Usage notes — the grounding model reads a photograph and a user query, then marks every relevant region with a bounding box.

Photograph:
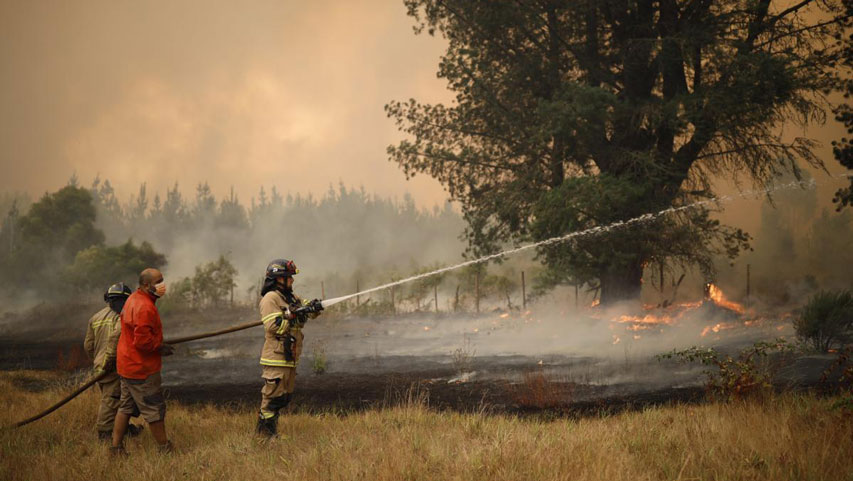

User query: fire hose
[7,301,332,429]
[7,177,843,430]
[8,319,264,429]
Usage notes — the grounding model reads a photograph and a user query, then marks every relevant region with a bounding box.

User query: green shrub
[658,339,792,401]
[64,239,166,291]
[794,289,853,352]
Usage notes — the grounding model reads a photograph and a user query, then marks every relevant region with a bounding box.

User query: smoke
[0,0,452,207]
[711,171,853,309]
[323,175,853,310]
[84,180,468,302]
[2,0,851,309]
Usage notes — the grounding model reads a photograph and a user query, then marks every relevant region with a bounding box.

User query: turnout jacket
[117,289,164,379]
[259,290,316,372]
[83,306,121,379]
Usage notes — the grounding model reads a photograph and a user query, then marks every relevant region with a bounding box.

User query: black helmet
[265,259,299,278]
[104,282,132,303]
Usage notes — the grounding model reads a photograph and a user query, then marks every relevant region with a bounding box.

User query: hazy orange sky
[0,0,848,212]
[0,0,454,206]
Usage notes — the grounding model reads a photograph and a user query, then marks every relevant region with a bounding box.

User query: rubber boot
[256,414,278,437]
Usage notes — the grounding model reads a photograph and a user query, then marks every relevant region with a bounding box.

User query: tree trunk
[598,261,644,305]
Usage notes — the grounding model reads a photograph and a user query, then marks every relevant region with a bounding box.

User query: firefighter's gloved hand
[160,343,175,356]
[309,299,324,312]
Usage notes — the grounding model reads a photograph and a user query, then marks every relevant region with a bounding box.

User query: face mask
[152,281,167,298]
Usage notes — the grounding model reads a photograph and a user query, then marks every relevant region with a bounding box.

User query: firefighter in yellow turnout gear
[83,283,142,440]
[256,259,323,436]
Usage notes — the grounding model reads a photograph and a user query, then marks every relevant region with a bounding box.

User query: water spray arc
[320,178,826,308]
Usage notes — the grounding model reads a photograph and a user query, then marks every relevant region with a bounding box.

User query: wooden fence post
[746,264,751,309]
[575,284,579,310]
[475,271,480,314]
[434,284,439,313]
[454,285,460,312]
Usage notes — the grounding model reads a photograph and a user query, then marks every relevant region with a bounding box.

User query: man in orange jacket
[110,268,174,455]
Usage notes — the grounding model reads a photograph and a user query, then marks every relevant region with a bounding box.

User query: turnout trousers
[96,374,121,433]
[259,366,296,419]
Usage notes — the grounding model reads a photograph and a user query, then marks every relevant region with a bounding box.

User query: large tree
[387,0,849,304]
[832,0,853,210]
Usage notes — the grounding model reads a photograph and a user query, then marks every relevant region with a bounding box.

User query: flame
[499,313,510,319]
[423,326,430,331]
[590,299,600,307]
[707,284,746,314]
[616,313,677,333]
[700,322,738,337]
[617,314,676,326]
[600,282,788,342]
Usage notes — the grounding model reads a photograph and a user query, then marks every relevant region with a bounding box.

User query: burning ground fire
[607,284,784,344]
[705,283,746,314]
[405,284,789,352]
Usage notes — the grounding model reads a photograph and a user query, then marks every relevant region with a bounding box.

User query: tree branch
[410,150,518,172]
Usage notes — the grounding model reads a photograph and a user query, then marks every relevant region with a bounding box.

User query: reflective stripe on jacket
[259,290,304,369]
[83,306,121,376]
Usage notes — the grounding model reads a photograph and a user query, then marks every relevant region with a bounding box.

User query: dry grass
[1,370,852,481]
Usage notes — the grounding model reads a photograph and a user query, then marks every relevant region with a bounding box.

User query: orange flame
[617,314,677,326]
[700,322,738,337]
[707,284,746,314]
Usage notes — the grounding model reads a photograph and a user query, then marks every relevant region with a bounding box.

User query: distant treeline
[0,176,468,306]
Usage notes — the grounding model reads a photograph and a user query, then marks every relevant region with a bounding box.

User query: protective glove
[309,299,324,312]
[102,357,116,373]
[160,343,175,356]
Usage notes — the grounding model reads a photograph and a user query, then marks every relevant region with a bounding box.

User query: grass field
[1,370,851,481]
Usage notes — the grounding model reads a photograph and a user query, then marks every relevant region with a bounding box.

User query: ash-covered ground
[0,299,835,415]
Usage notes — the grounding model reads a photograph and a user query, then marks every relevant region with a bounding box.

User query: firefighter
[256,259,323,436]
[83,283,142,440]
